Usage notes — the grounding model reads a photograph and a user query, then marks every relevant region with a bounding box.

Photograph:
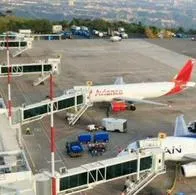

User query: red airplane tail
[166,59,195,96]
[173,59,194,83]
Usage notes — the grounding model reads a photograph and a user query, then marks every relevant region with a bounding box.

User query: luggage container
[78,133,92,143]
[94,131,109,143]
[66,141,84,157]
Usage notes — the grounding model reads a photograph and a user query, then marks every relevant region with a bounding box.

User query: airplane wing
[174,115,189,137]
[114,77,125,85]
[183,154,196,160]
[113,97,168,106]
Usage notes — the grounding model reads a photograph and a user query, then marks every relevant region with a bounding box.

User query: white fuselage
[119,136,196,162]
[160,137,196,161]
[74,82,175,103]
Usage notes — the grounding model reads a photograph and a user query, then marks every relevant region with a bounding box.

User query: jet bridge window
[6,42,18,47]
[106,159,137,180]
[1,67,9,74]
[60,172,87,191]
[20,41,27,47]
[23,104,48,119]
[1,66,22,73]
[57,95,83,111]
[3,41,27,47]
[140,156,152,170]
[58,97,75,110]
[89,168,105,183]
[77,95,83,104]
[23,65,42,72]
[43,64,52,71]
[1,64,52,74]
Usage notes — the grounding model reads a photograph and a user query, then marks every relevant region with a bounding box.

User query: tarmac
[0,38,196,194]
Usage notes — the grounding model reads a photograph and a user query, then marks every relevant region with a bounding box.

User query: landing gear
[106,106,111,117]
[128,104,136,111]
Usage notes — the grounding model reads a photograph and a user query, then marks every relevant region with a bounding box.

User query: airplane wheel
[129,105,136,111]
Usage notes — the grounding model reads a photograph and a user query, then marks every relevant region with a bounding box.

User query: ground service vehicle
[86,124,104,131]
[66,141,84,157]
[86,124,98,131]
[101,118,127,132]
[187,121,196,133]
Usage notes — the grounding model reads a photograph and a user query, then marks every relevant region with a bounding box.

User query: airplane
[118,115,196,178]
[74,59,195,112]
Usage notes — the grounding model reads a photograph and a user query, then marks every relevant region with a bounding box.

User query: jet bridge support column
[74,94,78,112]
[50,74,56,195]
[137,150,141,181]
[6,34,12,125]
[41,60,44,76]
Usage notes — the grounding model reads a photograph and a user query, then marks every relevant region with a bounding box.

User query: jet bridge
[0,58,59,76]
[12,89,90,125]
[0,39,32,49]
[0,58,60,86]
[56,147,165,195]
[0,38,32,57]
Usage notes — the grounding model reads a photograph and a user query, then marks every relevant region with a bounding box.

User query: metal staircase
[33,73,50,86]
[12,47,29,57]
[126,168,166,195]
[68,102,92,125]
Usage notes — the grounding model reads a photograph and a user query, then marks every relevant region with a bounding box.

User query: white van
[101,118,127,133]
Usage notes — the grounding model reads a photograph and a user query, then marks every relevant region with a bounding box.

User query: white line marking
[37,144,41,149]
[22,137,36,171]
[47,160,63,164]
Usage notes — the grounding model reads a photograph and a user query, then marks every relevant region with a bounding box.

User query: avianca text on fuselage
[95,89,123,96]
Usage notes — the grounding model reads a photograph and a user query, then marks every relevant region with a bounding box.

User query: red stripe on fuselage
[165,81,187,96]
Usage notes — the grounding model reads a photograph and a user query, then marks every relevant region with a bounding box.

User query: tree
[0,17,9,33]
[176,27,185,34]
[188,29,196,35]
[58,20,69,29]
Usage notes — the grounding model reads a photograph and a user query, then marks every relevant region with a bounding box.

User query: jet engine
[181,162,196,177]
[111,101,127,112]
[111,102,137,112]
